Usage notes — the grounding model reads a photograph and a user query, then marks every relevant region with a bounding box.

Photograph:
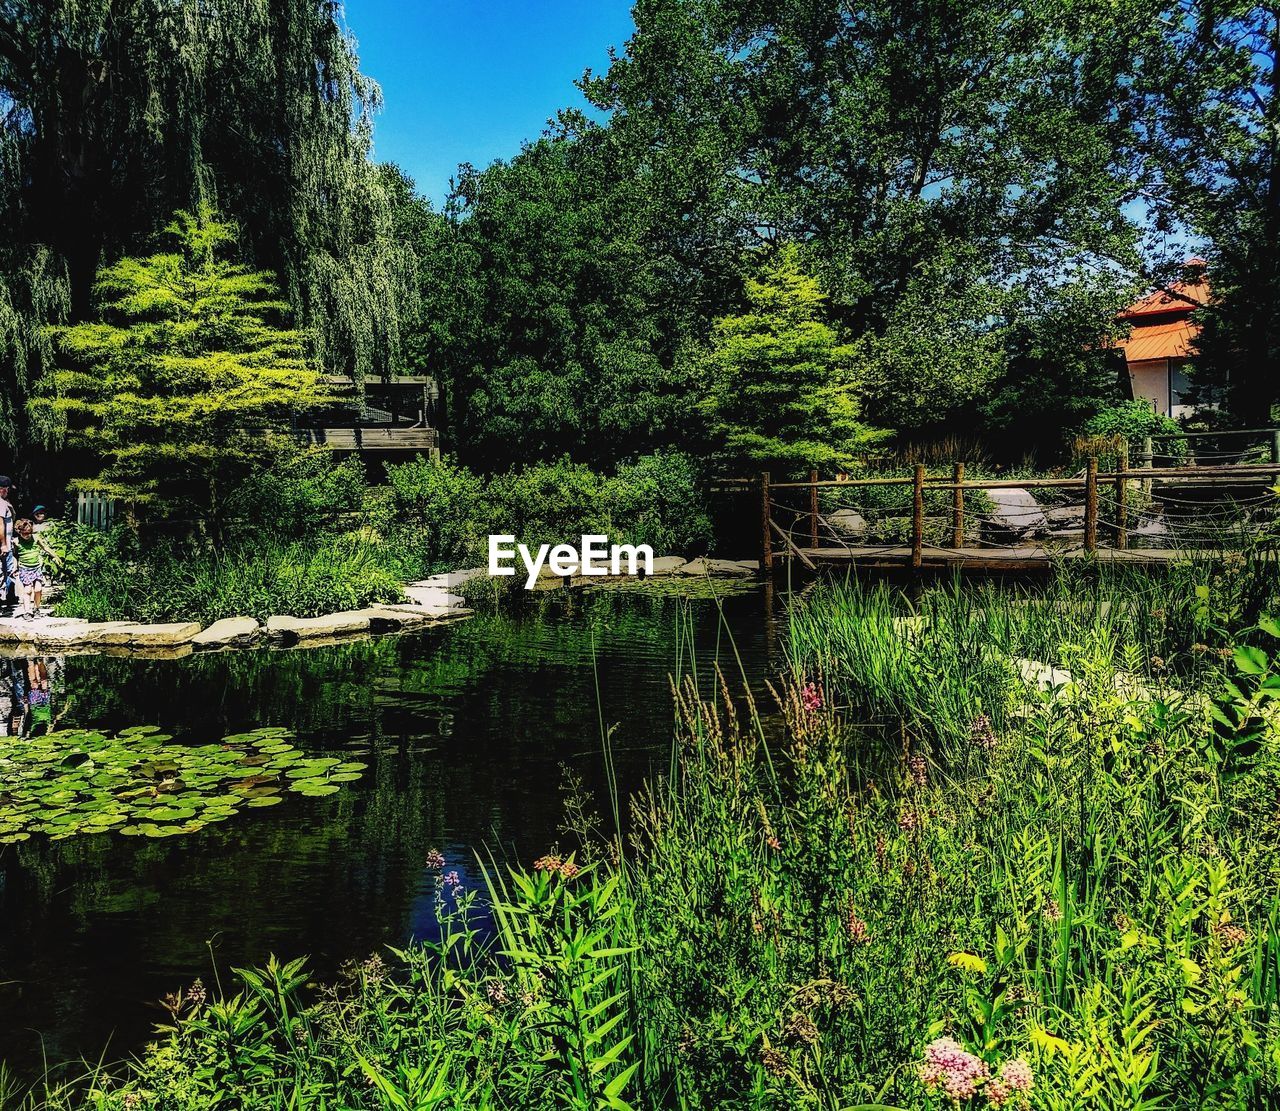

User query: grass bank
[11,563,1280,1109]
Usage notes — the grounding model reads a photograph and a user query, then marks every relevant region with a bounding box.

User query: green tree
[1132,2,1280,422]
[414,128,711,470]
[36,209,330,520]
[697,246,881,473]
[0,0,413,451]
[583,0,1151,432]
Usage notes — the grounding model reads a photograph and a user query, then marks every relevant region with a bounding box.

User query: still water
[0,586,779,1071]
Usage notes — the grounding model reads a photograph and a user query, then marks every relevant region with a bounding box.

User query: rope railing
[751,458,1280,572]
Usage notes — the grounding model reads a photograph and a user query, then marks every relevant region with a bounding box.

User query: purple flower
[801,681,823,713]
[444,870,461,889]
[425,849,445,870]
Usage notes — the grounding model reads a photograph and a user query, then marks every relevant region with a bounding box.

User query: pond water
[0,585,780,1073]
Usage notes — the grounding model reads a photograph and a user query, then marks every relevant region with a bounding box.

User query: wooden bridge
[743,455,1280,575]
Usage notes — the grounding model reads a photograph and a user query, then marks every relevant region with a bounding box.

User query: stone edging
[0,555,760,659]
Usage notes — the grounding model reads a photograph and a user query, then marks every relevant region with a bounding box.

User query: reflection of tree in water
[0,655,66,737]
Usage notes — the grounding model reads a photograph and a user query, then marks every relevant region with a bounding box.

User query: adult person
[0,476,14,607]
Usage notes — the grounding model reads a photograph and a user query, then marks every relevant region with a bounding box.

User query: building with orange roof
[1118,263,1209,418]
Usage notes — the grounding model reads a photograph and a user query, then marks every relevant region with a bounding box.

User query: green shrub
[55,532,403,623]
[225,452,367,537]
[1081,400,1186,462]
[485,457,610,550]
[382,454,490,575]
[606,451,713,553]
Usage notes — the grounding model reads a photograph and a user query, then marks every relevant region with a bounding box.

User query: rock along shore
[0,555,759,658]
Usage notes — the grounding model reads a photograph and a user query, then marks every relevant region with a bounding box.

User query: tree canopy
[0,0,413,450]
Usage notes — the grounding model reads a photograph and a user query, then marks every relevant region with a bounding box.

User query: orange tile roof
[1119,317,1200,361]
[1117,276,1209,320]
[1116,270,1208,362]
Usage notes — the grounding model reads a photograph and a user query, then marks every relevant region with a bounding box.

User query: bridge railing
[751,458,1280,572]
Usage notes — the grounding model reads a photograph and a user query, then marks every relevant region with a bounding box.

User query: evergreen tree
[35,209,330,520]
[0,0,412,450]
[698,246,882,473]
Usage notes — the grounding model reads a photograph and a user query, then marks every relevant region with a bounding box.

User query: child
[31,505,49,534]
[12,517,57,620]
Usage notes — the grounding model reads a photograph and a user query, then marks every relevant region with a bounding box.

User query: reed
[11,563,1280,1109]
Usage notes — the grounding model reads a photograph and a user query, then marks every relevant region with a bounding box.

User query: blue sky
[343,0,636,207]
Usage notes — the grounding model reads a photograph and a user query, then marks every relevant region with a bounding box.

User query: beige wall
[1128,360,1169,416]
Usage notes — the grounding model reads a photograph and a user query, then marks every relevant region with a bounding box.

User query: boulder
[1014,656,1072,691]
[0,617,131,646]
[826,508,868,539]
[983,488,1049,537]
[1043,504,1085,529]
[266,612,371,642]
[192,616,261,649]
[95,621,202,648]
[408,567,487,591]
[361,604,471,627]
[403,585,467,610]
[646,556,688,576]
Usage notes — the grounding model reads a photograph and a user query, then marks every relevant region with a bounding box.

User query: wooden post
[759,471,773,574]
[1084,456,1098,553]
[1113,441,1128,550]
[1141,434,1153,493]
[808,467,819,549]
[951,461,965,549]
[1271,429,1280,465]
[911,464,925,569]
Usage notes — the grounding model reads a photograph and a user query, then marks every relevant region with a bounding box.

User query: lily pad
[0,725,366,842]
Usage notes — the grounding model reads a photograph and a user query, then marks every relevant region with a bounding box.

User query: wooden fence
[749,457,1280,573]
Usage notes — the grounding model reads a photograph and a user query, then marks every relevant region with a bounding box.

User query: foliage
[1082,401,1185,459]
[54,529,404,625]
[697,247,883,474]
[225,453,368,539]
[378,452,716,578]
[1133,4,1280,422]
[37,210,330,519]
[581,0,1147,437]
[380,454,491,574]
[415,132,707,469]
[607,452,714,554]
[0,0,414,413]
[23,565,1279,1109]
[0,726,366,843]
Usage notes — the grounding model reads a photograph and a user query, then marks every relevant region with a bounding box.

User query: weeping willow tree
[0,0,414,451]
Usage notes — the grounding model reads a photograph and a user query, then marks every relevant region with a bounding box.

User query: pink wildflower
[999,1058,1033,1094]
[424,849,445,870]
[985,1077,1012,1106]
[919,1037,989,1101]
[801,681,823,713]
[847,911,870,944]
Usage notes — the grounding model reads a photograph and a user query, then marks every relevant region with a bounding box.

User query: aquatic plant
[0,726,366,842]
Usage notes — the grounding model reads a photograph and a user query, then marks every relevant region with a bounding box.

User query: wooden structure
[300,375,441,457]
[76,490,116,529]
[750,459,1280,575]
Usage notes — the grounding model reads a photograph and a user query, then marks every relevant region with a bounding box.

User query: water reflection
[0,587,776,1073]
[0,655,64,737]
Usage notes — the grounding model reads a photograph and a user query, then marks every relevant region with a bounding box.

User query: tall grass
[12,565,1280,1109]
[55,533,406,623]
